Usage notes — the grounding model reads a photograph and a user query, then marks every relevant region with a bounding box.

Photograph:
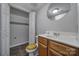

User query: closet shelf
[10,22,29,25]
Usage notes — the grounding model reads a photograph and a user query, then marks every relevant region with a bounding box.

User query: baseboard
[10,41,29,48]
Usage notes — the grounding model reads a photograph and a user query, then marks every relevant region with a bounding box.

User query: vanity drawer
[38,36,47,46]
[48,40,76,55]
[48,48,62,56]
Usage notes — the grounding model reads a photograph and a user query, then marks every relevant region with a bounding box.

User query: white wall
[10,7,29,47]
[77,4,79,40]
[36,3,78,35]
[0,4,10,56]
[0,4,1,55]
[29,12,36,43]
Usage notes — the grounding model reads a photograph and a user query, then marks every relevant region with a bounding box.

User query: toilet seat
[25,43,38,53]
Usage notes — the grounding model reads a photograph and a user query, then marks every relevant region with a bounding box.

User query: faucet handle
[53,32,60,36]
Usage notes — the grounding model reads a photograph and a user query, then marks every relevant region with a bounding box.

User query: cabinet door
[38,36,47,46]
[48,48,62,56]
[38,42,47,56]
[48,40,77,56]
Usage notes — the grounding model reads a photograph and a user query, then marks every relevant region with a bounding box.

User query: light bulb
[52,9,59,14]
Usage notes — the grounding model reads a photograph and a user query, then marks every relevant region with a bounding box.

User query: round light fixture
[47,3,71,20]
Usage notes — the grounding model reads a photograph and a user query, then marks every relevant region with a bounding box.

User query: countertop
[38,34,79,48]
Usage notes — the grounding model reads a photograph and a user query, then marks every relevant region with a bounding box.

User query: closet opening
[10,7,29,56]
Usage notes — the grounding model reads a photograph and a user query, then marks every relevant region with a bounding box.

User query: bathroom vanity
[38,34,79,56]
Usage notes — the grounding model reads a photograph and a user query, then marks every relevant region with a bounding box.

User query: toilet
[25,36,38,56]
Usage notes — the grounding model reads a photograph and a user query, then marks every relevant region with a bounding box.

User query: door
[38,42,47,56]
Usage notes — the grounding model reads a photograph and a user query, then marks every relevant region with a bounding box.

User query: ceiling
[10,3,47,12]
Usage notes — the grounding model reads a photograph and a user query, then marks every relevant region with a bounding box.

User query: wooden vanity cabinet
[38,36,48,56]
[38,36,79,56]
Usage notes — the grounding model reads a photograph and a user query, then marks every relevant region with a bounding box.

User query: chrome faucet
[53,32,60,38]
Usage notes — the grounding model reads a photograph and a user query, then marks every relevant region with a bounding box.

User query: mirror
[47,3,71,20]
